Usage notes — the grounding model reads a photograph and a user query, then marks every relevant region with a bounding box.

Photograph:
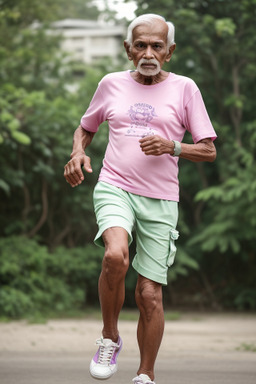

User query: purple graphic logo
[126,103,158,137]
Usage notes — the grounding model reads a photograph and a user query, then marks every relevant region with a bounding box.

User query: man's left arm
[139,136,216,162]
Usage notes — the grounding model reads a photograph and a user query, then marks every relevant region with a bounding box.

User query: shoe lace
[96,338,118,366]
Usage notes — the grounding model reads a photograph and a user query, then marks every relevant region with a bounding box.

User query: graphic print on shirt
[126,103,158,137]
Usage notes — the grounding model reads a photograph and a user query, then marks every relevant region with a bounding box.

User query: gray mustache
[139,59,159,65]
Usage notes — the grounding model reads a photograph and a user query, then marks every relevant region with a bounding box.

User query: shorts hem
[132,260,167,286]
[94,222,133,248]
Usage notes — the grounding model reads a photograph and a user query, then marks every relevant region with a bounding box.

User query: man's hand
[139,135,173,156]
[64,153,92,187]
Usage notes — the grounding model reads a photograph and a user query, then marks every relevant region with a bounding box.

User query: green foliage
[236,343,256,352]
[0,0,111,246]
[0,0,256,313]
[0,287,33,318]
[0,0,99,25]
[168,246,199,282]
[234,290,256,311]
[215,18,236,37]
[0,236,103,318]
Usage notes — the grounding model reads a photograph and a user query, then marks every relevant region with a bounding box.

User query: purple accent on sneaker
[93,349,99,363]
[92,336,122,365]
[110,336,122,364]
[90,336,123,380]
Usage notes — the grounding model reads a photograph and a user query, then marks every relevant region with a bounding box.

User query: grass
[0,308,183,324]
[164,311,182,321]
[0,316,10,323]
[236,343,256,352]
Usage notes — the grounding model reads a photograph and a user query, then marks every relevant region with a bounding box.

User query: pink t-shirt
[81,70,217,201]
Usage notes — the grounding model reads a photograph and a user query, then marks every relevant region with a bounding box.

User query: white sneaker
[89,336,122,379]
[132,374,156,384]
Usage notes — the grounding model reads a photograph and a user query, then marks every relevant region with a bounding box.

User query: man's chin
[137,68,161,77]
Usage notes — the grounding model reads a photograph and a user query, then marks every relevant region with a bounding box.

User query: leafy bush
[0,236,103,318]
[233,289,256,311]
[0,287,33,318]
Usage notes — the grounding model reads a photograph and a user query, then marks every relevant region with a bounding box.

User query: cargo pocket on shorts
[167,229,179,267]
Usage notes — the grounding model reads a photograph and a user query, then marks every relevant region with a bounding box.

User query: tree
[0,0,107,245]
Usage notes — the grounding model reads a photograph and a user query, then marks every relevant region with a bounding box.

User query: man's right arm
[64,125,95,187]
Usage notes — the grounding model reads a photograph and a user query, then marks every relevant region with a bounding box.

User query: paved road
[0,352,256,384]
[1,314,256,384]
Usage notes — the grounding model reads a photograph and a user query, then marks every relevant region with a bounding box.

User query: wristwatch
[172,140,182,156]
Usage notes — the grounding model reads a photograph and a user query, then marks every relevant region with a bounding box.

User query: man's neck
[130,70,169,85]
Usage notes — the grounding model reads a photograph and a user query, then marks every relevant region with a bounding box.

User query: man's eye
[136,43,145,48]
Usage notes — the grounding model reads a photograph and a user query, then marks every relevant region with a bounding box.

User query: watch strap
[172,140,182,156]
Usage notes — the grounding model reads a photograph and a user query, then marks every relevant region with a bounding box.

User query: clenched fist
[64,153,92,187]
[139,135,174,156]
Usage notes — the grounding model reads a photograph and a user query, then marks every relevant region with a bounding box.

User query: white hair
[125,14,175,49]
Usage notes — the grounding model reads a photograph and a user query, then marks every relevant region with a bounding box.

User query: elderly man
[64,13,217,384]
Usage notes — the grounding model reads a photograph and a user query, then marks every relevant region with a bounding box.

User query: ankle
[102,331,119,343]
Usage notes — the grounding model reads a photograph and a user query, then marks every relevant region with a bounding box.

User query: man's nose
[144,46,154,59]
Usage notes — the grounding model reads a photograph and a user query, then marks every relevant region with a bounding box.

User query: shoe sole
[89,364,118,380]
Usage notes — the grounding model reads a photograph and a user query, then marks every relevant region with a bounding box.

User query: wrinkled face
[125,19,175,77]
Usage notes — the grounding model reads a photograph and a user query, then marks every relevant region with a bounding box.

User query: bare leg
[99,227,129,342]
[135,275,164,381]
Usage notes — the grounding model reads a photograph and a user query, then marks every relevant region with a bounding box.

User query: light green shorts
[93,181,179,285]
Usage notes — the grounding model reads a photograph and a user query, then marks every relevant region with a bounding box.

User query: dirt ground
[1,313,256,384]
[0,312,256,358]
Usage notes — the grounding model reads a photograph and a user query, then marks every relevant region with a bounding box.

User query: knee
[103,245,129,277]
[135,279,162,321]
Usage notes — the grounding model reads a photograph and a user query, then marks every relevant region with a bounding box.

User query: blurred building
[50,19,125,64]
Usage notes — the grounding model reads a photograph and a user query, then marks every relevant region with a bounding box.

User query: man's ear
[124,41,133,61]
[165,43,176,62]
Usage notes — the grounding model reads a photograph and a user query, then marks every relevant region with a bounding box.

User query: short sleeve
[80,83,107,132]
[184,90,217,143]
